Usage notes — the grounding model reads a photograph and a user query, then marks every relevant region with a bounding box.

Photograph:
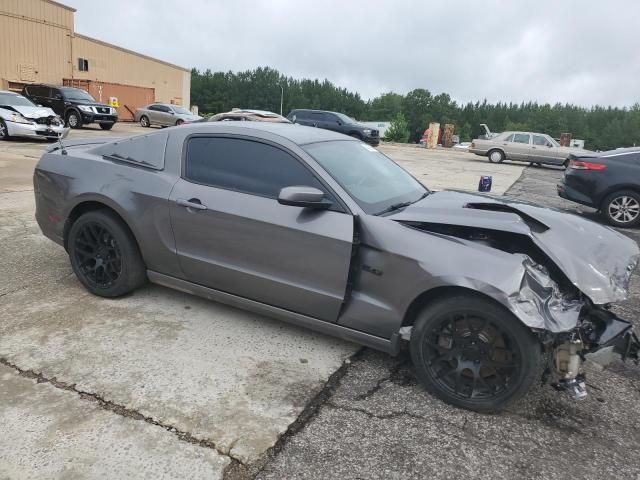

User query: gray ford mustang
[34,122,640,412]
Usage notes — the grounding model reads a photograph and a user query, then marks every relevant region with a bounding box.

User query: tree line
[191,67,640,151]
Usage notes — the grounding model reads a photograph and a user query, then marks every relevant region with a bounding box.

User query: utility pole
[279,85,284,116]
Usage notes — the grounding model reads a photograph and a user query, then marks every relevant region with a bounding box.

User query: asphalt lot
[1,124,639,479]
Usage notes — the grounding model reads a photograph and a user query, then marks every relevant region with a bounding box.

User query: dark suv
[287,109,379,146]
[22,84,118,130]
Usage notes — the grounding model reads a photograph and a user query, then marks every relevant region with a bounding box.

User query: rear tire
[602,190,640,228]
[68,210,147,297]
[175,119,184,126]
[410,294,543,412]
[140,115,150,127]
[488,149,504,163]
[99,123,114,130]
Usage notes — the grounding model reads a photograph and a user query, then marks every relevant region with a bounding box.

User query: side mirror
[168,111,175,115]
[278,186,332,209]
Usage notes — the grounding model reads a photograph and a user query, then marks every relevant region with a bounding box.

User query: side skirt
[147,270,398,355]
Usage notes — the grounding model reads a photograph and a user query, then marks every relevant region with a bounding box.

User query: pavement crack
[0,357,246,469]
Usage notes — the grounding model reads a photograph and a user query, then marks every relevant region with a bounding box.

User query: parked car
[0,90,66,141]
[208,109,290,123]
[22,84,117,130]
[287,109,379,146]
[558,147,640,227]
[469,131,591,167]
[34,123,639,412]
[134,103,202,127]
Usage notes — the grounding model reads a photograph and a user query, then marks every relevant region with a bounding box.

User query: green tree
[385,113,410,142]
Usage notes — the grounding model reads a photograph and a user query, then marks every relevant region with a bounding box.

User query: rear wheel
[488,149,504,163]
[410,294,543,412]
[68,210,147,297]
[140,115,150,127]
[175,119,184,126]
[602,190,640,228]
[99,123,114,131]
[0,119,10,140]
[66,110,82,129]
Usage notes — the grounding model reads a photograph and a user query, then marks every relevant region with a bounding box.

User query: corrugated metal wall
[0,0,74,87]
[0,0,190,107]
[73,34,189,107]
[64,78,155,121]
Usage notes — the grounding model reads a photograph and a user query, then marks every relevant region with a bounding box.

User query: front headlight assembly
[9,114,34,125]
[77,105,93,113]
[363,129,372,135]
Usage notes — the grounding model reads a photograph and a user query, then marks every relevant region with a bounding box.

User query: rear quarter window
[93,131,168,170]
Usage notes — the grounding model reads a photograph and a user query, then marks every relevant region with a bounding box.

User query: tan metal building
[0,0,191,120]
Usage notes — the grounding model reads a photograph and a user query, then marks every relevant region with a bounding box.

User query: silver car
[0,90,65,140]
[470,131,591,167]
[134,103,202,127]
[34,123,640,412]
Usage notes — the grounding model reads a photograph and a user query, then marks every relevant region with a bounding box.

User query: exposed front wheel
[602,190,640,228]
[488,149,504,163]
[410,295,543,412]
[68,210,147,297]
[0,119,10,140]
[66,111,82,129]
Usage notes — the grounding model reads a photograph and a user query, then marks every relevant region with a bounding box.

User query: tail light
[569,159,607,171]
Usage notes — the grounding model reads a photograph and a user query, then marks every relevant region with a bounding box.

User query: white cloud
[62,0,640,107]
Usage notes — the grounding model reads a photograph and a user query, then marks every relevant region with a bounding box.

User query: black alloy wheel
[73,221,123,290]
[411,295,542,412]
[68,210,147,297]
[0,119,9,140]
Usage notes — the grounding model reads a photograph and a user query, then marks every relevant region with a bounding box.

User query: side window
[310,112,325,122]
[513,134,530,144]
[49,88,59,99]
[158,105,171,112]
[185,137,330,199]
[503,134,515,142]
[533,135,550,146]
[325,113,338,123]
[148,105,161,111]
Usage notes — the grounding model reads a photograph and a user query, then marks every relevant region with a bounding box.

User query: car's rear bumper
[6,121,65,139]
[557,180,597,208]
[468,148,487,156]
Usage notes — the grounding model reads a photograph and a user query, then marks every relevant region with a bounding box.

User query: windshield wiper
[374,191,430,216]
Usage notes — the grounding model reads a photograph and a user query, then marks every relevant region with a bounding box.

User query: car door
[323,113,343,133]
[159,105,176,125]
[169,135,354,322]
[147,105,163,125]
[531,134,556,164]
[505,133,532,161]
[49,87,65,115]
[309,112,328,128]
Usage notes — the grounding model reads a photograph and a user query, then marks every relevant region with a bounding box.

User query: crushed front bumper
[582,309,639,363]
[6,121,65,139]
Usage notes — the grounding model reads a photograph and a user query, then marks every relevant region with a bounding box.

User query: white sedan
[0,90,66,141]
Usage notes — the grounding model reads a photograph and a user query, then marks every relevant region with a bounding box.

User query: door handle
[176,198,207,211]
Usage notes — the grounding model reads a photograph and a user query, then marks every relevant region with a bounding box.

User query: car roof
[0,90,23,96]
[178,121,351,145]
[289,108,345,115]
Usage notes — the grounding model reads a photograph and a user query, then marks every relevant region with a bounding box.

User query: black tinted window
[27,85,50,97]
[185,137,327,198]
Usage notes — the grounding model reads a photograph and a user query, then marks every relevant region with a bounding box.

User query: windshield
[0,93,36,107]
[60,88,96,102]
[335,112,355,124]
[172,106,191,115]
[303,141,427,214]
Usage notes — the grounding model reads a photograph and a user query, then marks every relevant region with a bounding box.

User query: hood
[390,190,639,304]
[67,100,111,108]
[6,105,58,119]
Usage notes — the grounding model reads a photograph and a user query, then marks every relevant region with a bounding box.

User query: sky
[62,0,640,107]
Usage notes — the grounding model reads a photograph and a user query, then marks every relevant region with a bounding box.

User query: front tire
[410,294,543,412]
[0,119,10,140]
[602,190,640,228]
[99,123,114,130]
[68,210,147,297]
[487,149,504,163]
[140,115,150,127]
[66,110,82,129]
[175,119,184,126]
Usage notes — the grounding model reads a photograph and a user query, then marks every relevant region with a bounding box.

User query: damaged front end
[396,204,640,402]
